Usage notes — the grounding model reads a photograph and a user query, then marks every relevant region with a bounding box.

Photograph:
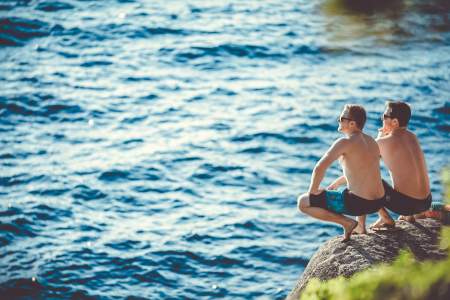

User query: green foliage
[301,169,450,300]
[302,251,450,300]
[442,168,450,250]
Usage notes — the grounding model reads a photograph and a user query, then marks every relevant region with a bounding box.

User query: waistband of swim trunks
[345,189,386,203]
[382,180,432,203]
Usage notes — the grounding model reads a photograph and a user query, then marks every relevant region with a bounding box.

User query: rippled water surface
[1,0,449,299]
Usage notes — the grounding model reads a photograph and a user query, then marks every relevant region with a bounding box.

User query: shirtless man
[371,101,432,229]
[298,104,386,241]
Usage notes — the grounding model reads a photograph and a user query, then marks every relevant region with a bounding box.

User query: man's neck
[346,129,362,137]
[391,127,407,135]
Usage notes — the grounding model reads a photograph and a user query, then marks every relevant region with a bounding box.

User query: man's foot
[342,219,358,242]
[370,218,395,231]
[398,215,415,223]
[352,223,367,235]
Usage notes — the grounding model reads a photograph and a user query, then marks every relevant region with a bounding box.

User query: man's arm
[327,175,347,190]
[376,136,390,159]
[308,138,348,194]
[376,127,389,141]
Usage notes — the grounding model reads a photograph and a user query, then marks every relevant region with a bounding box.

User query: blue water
[1,0,449,299]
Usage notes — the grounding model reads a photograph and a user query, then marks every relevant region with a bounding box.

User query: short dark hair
[345,104,366,130]
[385,101,411,127]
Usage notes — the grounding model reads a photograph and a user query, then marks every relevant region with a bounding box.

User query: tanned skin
[371,107,431,228]
[298,106,385,241]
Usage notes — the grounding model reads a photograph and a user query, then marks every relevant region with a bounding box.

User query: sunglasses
[382,113,394,120]
[337,116,353,123]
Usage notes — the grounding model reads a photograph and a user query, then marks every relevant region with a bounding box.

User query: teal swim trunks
[309,189,386,216]
[310,189,346,214]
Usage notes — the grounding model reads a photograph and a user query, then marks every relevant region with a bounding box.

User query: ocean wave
[231,132,320,145]
[22,204,73,225]
[292,44,321,55]
[0,153,15,159]
[122,138,144,145]
[231,246,308,267]
[199,163,244,173]
[184,233,224,243]
[210,122,231,130]
[437,124,450,132]
[434,102,450,115]
[171,156,202,163]
[238,146,267,154]
[211,87,238,96]
[0,17,50,47]
[0,174,47,187]
[138,93,159,101]
[232,220,266,232]
[154,250,245,269]
[36,1,75,12]
[98,167,163,182]
[190,172,215,180]
[133,270,176,287]
[72,184,107,201]
[169,44,286,62]
[123,76,156,82]
[80,60,113,68]
[0,217,37,246]
[98,169,131,182]
[282,167,311,174]
[105,239,150,251]
[0,149,46,160]
[0,206,22,217]
[127,26,188,38]
[51,26,106,44]
[29,188,68,197]
[0,95,84,121]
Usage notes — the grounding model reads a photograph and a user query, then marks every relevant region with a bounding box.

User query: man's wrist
[308,188,320,194]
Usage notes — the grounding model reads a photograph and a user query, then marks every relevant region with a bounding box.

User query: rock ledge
[286,219,447,300]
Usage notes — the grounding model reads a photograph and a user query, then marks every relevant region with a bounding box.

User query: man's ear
[392,118,399,127]
[349,120,356,128]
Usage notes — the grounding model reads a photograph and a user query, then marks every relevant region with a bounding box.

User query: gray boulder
[286,219,447,300]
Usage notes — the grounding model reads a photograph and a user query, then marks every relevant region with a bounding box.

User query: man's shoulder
[333,137,351,146]
[405,129,419,141]
[362,132,377,143]
[328,137,351,152]
[377,134,395,145]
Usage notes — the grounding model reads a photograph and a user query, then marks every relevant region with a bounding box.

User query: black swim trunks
[382,180,432,215]
[309,189,386,216]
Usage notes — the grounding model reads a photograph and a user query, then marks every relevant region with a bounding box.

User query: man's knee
[297,193,310,212]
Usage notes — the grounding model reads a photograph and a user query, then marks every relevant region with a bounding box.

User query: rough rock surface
[286,219,447,300]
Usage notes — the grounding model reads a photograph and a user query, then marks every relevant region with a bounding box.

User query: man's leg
[353,215,367,234]
[298,193,357,241]
[370,207,395,229]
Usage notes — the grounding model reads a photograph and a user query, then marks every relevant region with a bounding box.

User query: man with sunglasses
[370,101,432,229]
[298,105,386,241]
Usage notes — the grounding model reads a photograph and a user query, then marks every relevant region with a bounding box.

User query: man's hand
[327,175,346,190]
[377,127,390,139]
[327,183,338,190]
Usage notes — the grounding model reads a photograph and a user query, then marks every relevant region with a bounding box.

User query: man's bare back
[371,101,432,228]
[378,128,430,199]
[341,132,384,200]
